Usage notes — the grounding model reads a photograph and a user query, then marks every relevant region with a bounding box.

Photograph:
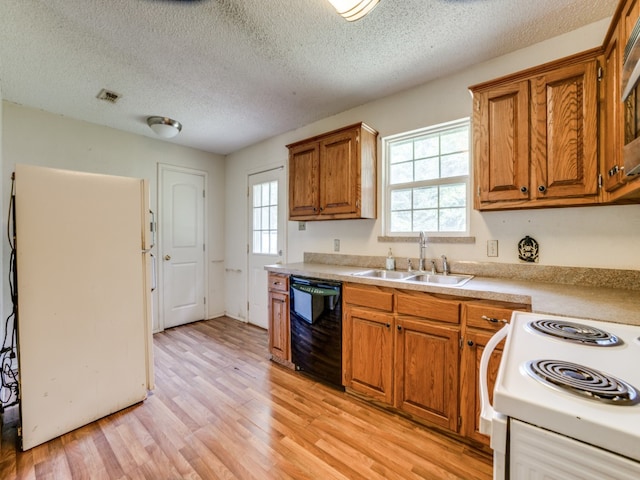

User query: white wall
[225,18,640,322]
[2,102,226,332]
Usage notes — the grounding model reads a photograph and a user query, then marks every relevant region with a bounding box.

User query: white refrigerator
[13,164,155,451]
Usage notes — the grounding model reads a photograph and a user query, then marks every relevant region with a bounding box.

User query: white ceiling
[0,0,618,155]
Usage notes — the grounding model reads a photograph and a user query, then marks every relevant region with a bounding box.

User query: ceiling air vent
[96,88,122,104]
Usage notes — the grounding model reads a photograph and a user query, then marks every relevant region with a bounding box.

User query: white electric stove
[480,311,640,479]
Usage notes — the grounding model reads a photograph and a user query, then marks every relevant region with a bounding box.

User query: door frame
[246,164,287,327]
[157,163,208,332]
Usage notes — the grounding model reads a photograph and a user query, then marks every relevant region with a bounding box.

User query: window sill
[378,235,476,244]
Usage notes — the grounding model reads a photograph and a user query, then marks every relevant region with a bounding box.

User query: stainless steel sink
[352,269,417,280]
[352,269,473,286]
[405,273,474,287]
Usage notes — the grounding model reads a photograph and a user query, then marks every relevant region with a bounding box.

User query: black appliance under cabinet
[289,276,343,389]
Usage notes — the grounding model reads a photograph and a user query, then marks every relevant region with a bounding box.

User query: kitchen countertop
[265,262,640,326]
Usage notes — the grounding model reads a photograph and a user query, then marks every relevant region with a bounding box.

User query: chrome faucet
[441,255,450,275]
[418,231,427,271]
[407,258,414,272]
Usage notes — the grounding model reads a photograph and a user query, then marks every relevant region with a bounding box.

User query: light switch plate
[487,240,498,257]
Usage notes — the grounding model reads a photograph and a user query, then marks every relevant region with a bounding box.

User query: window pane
[391,188,412,211]
[253,231,261,253]
[441,152,469,178]
[261,232,270,253]
[440,183,466,208]
[253,208,261,230]
[269,205,278,230]
[415,136,439,159]
[253,185,262,207]
[390,162,413,184]
[261,183,270,205]
[415,157,439,181]
[390,211,412,232]
[390,141,413,164]
[414,209,438,231]
[413,186,438,209]
[269,181,278,204]
[385,119,469,234]
[441,128,469,154]
[269,232,278,255]
[439,208,466,232]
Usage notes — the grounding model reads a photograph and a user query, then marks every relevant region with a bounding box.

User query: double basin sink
[351,269,473,287]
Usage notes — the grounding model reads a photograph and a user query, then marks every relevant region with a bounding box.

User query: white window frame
[382,118,471,238]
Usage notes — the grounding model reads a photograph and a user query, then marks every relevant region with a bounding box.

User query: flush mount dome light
[328,0,380,21]
[146,116,182,138]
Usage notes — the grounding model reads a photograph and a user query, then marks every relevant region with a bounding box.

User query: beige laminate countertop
[265,262,640,326]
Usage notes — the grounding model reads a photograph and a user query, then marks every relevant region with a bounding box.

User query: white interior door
[248,167,285,329]
[160,165,206,329]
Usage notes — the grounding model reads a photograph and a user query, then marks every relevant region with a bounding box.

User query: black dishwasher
[290,276,343,389]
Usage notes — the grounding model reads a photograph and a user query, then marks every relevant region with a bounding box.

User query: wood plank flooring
[0,316,493,479]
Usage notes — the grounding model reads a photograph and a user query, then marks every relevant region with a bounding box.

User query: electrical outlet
[334,239,340,252]
[487,239,498,257]
[298,221,306,231]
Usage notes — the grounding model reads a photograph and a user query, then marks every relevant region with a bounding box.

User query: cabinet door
[268,291,290,363]
[531,59,599,200]
[394,317,460,432]
[473,80,531,206]
[319,128,359,216]
[343,306,394,404]
[288,142,319,218]
[460,329,504,445]
[603,26,626,192]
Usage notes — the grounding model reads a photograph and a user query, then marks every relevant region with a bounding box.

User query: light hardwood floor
[1,316,493,479]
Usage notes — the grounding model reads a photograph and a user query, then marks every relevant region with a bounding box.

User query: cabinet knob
[482,315,508,325]
[520,186,528,193]
[164,254,171,261]
[397,325,402,331]
[608,165,620,177]
[538,185,547,193]
[386,323,391,328]
[467,340,474,346]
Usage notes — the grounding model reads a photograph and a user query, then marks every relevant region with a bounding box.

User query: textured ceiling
[0,0,618,155]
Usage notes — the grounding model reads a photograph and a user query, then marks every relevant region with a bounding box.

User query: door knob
[164,254,171,261]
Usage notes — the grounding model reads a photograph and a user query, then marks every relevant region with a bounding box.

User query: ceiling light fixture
[146,116,182,138]
[328,0,380,21]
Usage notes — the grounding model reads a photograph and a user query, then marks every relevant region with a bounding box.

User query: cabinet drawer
[268,273,289,293]
[344,283,394,312]
[464,301,529,332]
[396,292,460,324]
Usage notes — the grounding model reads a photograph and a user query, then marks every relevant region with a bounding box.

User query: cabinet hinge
[459,337,463,350]
[597,65,603,82]
[204,297,206,305]
[598,173,603,189]
[247,301,249,312]
[477,186,481,197]
[458,416,462,429]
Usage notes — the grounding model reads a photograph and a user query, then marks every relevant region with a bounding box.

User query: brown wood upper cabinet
[600,0,640,201]
[471,50,603,210]
[287,123,378,221]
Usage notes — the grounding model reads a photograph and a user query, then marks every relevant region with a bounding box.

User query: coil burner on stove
[528,319,622,346]
[526,359,640,405]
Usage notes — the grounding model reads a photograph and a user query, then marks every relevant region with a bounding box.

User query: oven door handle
[479,323,511,437]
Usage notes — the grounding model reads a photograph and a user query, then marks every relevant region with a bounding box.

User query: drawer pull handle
[273,281,281,285]
[482,315,508,324]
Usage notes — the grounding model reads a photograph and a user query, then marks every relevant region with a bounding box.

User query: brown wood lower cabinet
[342,282,530,445]
[343,305,394,404]
[459,300,530,446]
[395,316,460,431]
[268,273,293,368]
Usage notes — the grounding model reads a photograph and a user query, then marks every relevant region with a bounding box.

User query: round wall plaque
[518,236,539,263]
